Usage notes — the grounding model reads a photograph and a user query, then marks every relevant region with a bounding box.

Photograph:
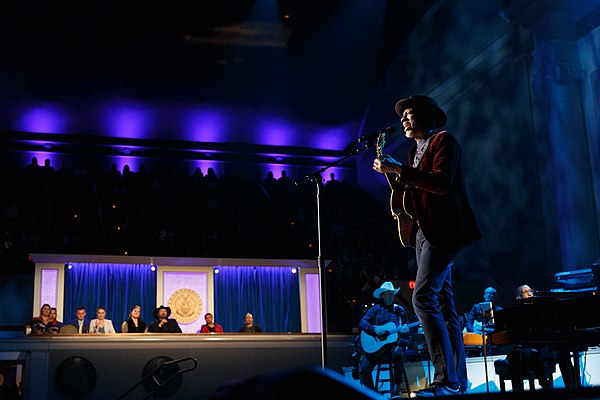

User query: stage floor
[2,333,599,399]
[342,347,600,397]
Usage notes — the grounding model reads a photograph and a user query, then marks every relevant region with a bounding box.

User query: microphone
[357,126,396,143]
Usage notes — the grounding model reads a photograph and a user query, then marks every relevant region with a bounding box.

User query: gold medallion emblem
[168,288,202,324]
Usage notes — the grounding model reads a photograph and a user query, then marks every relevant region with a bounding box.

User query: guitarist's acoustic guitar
[376,132,414,247]
[360,321,421,355]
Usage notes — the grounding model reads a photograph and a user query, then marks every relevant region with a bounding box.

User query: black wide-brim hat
[154,305,171,319]
[395,95,447,128]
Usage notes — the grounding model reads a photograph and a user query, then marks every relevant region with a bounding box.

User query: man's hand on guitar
[373,155,403,175]
[372,323,408,338]
[373,325,389,337]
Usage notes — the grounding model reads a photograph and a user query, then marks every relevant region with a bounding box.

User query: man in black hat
[148,305,182,333]
[373,95,481,396]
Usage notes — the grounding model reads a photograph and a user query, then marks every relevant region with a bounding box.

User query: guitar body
[360,322,399,355]
[377,132,414,248]
[386,174,414,248]
[360,321,421,355]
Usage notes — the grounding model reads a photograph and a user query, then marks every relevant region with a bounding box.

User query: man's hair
[515,285,530,298]
[77,306,86,311]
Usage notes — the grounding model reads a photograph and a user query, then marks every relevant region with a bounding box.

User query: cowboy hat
[373,281,400,299]
[154,305,171,320]
[394,95,447,128]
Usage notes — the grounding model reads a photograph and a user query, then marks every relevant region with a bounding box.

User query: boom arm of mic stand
[294,143,370,187]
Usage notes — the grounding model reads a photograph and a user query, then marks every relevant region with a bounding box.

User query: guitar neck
[388,321,421,334]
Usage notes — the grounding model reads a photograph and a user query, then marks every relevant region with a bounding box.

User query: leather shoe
[411,382,460,397]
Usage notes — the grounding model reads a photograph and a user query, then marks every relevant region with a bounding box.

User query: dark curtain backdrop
[215,266,301,333]
[64,262,156,331]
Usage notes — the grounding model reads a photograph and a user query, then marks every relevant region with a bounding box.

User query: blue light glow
[257,119,297,147]
[17,104,67,133]
[185,108,230,143]
[103,102,152,139]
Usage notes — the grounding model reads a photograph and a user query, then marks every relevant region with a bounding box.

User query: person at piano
[516,284,534,299]
[357,281,413,396]
[501,284,554,391]
[465,286,502,334]
[515,284,579,388]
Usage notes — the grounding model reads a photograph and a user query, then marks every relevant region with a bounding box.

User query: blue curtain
[64,262,156,332]
[215,266,301,333]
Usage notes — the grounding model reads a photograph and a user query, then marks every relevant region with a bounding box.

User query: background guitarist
[357,281,413,396]
[372,95,481,397]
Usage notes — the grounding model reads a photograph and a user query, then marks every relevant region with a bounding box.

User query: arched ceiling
[1,0,436,168]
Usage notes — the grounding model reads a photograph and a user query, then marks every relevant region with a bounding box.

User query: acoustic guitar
[376,132,414,247]
[360,321,421,355]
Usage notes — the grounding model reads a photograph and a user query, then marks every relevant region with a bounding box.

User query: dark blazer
[68,318,91,334]
[149,318,182,333]
[399,130,481,250]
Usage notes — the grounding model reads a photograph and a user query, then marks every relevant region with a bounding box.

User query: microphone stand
[479,302,492,393]
[295,137,377,369]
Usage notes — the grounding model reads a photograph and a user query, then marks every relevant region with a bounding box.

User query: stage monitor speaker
[55,356,97,399]
[0,360,23,400]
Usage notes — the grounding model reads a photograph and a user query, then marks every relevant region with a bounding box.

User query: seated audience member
[149,305,182,333]
[121,305,148,333]
[30,303,60,334]
[89,306,116,334]
[239,312,262,333]
[465,286,502,333]
[197,312,224,334]
[49,307,63,330]
[357,281,411,396]
[68,306,91,334]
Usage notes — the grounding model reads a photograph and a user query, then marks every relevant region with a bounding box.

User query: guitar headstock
[375,133,386,158]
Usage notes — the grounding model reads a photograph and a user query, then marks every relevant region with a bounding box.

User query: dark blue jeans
[412,229,467,388]
[359,345,405,391]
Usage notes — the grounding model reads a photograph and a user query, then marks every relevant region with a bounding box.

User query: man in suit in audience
[68,306,90,334]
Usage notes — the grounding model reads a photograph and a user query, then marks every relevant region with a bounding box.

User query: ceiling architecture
[1,0,437,175]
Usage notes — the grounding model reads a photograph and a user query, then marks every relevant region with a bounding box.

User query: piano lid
[494,293,600,338]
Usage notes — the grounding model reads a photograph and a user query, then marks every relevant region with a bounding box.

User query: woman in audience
[121,305,147,333]
[49,307,63,328]
[30,303,59,334]
[196,312,223,334]
[89,306,116,334]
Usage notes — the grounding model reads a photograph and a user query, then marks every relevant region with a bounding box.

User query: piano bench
[494,356,556,392]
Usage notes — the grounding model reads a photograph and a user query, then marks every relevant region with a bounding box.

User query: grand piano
[490,267,600,388]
